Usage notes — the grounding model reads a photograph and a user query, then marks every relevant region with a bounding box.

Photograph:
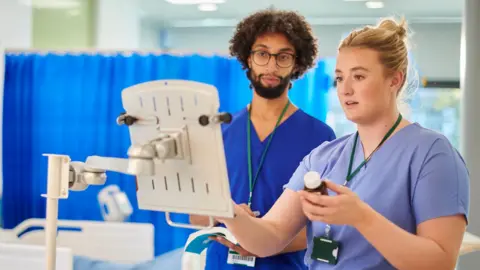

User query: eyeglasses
[251,50,295,68]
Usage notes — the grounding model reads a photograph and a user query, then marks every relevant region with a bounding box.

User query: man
[190,9,336,270]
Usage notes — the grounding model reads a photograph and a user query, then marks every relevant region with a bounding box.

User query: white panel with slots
[121,80,234,219]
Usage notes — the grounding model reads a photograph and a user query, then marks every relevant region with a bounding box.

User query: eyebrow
[335,66,370,73]
[252,44,295,53]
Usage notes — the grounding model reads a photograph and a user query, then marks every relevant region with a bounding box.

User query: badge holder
[311,225,340,265]
[227,246,256,267]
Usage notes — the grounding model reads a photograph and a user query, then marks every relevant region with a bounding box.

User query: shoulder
[310,133,352,157]
[283,134,353,191]
[303,133,353,168]
[294,110,336,139]
[406,123,463,163]
[408,123,451,145]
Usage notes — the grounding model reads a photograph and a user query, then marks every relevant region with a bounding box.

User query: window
[326,87,461,150]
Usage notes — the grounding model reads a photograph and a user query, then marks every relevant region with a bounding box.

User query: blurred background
[0,0,476,269]
[1,0,463,145]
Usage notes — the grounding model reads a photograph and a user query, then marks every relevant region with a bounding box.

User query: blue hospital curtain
[2,52,331,255]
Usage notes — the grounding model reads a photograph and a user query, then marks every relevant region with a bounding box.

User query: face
[247,32,297,99]
[335,47,403,124]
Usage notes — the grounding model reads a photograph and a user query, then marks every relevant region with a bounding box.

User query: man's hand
[237,204,257,217]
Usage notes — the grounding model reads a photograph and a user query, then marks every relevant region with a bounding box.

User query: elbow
[432,251,459,270]
[253,242,289,258]
[254,248,280,258]
[239,239,286,258]
[255,252,270,258]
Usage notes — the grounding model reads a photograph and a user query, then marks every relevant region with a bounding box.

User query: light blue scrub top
[285,123,470,269]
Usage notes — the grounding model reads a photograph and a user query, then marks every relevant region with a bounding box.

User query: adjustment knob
[218,112,232,124]
[198,115,210,126]
[117,112,138,126]
[124,115,138,126]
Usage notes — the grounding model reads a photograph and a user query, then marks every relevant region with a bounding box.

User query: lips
[261,75,280,84]
[345,101,358,106]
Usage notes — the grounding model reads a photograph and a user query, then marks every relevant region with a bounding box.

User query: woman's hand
[212,203,258,257]
[298,179,372,228]
[215,202,254,224]
[210,236,257,257]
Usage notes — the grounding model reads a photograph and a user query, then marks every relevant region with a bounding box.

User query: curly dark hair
[229,9,318,80]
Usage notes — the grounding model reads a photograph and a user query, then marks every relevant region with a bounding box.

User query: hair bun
[377,17,408,40]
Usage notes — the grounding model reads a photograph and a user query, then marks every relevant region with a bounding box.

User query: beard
[247,70,292,100]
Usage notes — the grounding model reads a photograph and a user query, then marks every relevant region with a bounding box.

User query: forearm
[189,215,219,226]
[277,227,307,254]
[222,212,290,257]
[356,205,455,270]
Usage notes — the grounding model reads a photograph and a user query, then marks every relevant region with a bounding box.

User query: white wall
[94,0,140,49]
[315,23,461,80]
[139,20,161,49]
[0,0,32,197]
[162,23,462,80]
[0,0,32,49]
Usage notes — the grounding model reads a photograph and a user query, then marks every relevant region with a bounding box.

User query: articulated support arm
[43,80,236,270]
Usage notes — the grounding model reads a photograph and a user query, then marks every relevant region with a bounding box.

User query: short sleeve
[283,154,311,192]
[412,138,470,225]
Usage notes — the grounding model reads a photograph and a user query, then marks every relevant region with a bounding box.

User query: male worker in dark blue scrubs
[189,9,336,270]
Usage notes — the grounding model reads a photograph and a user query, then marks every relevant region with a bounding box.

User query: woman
[214,17,469,270]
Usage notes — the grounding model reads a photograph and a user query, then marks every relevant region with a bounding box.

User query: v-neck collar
[248,108,302,146]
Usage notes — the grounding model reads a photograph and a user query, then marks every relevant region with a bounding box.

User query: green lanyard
[346,114,403,182]
[247,102,290,207]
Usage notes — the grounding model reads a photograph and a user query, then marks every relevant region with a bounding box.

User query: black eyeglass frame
[250,50,297,68]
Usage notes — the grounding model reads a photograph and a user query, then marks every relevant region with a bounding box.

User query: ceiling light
[365,1,384,8]
[198,3,217,11]
[18,0,80,9]
[165,0,225,4]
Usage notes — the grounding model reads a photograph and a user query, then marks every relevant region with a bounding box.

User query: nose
[266,55,279,72]
[338,77,354,96]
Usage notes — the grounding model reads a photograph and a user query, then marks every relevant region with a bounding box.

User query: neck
[249,91,290,120]
[356,108,403,157]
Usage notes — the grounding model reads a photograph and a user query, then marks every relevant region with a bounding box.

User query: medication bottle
[303,171,328,195]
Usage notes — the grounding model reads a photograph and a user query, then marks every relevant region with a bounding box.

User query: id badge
[227,248,256,267]
[311,237,340,265]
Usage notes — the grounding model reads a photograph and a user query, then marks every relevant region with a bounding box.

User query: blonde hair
[339,17,418,115]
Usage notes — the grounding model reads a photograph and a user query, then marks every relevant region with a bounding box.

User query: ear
[248,56,252,69]
[390,71,404,93]
[289,63,298,76]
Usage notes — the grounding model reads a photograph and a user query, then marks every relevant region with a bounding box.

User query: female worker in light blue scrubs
[217,17,470,270]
